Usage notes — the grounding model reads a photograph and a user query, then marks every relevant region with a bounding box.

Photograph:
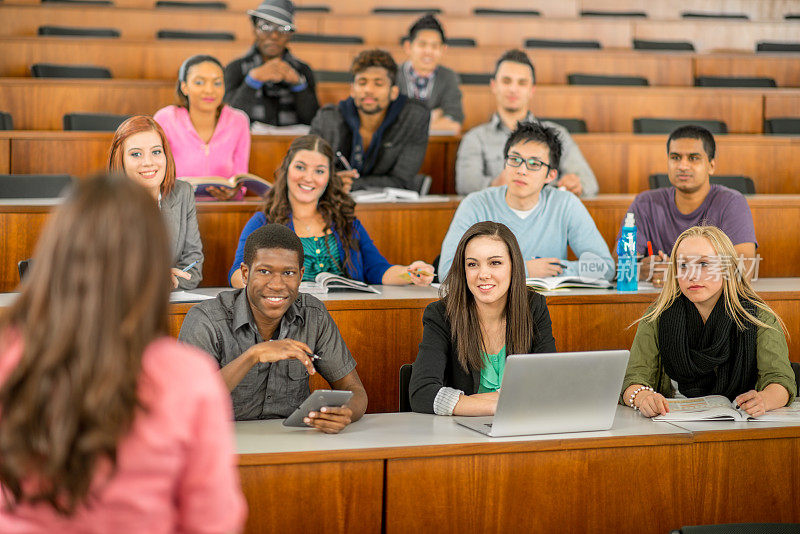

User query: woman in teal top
[409,221,557,416]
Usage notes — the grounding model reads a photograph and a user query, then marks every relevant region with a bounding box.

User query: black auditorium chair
[671,524,800,534]
[785,14,800,20]
[681,11,749,19]
[525,39,601,49]
[38,25,120,38]
[445,38,476,47]
[792,362,800,395]
[314,70,351,83]
[372,7,441,14]
[580,10,646,18]
[63,113,131,131]
[756,41,800,52]
[292,33,363,44]
[399,364,412,412]
[0,112,13,130]
[295,5,330,12]
[695,76,777,88]
[568,74,648,86]
[633,39,695,51]
[538,118,588,134]
[458,73,492,85]
[42,0,114,5]
[155,0,228,8]
[0,174,74,199]
[473,8,540,16]
[18,260,32,282]
[156,30,235,40]
[764,118,800,135]
[31,63,112,78]
[649,174,755,195]
[633,118,728,135]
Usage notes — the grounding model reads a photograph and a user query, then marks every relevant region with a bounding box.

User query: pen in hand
[335,151,353,171]
[534,256,567,269]
[181,260,198,273]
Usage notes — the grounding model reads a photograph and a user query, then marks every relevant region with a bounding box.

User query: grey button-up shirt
[455,112,598,197]
[178,289,356,421]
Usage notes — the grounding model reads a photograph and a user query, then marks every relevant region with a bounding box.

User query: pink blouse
[154,105,251,179]
[0,336,247,534]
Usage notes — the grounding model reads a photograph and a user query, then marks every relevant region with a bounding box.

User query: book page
[665,395,733,412]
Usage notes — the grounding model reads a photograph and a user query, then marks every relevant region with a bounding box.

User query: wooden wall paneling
[579,0,799,21]
[238,460,384,534]
[385,442,696,533]
[764,92,800,119]
[195,203,259,287]
[749,196,800,278]
[0,138,10,174]
[10,133,111,175]
[695,54,800,88]
[632,20,800,53]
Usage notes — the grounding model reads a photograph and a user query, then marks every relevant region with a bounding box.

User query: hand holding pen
[526,256,566,278]
[335,151,359,194]
[170,260,198,289]
[404,260,435,286]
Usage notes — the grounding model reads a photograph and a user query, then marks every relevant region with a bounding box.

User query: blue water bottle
[616,212,638,292]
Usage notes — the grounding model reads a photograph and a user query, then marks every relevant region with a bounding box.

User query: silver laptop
[455,350,630,437]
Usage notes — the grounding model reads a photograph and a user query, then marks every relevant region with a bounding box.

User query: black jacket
[409,291,557,414]
[309,96,430,191]
[224,46,319,125]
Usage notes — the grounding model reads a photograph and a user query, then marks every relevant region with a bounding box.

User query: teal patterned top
[300,234,343,281]
[477,346,507,393]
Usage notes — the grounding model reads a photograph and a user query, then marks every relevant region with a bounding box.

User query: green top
[622,308,797,404]
[478,346,507,393]
[300,234,343,281]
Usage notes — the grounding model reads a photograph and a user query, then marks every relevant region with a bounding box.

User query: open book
[180,173,272,196]
[654,396,800,422]
[299,273,380,295]
[526,275,612,291]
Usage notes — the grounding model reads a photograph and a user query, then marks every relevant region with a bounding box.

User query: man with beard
[616,125,757,283]
[310,49,431,194]
[455,49,597,198]
[224,0,319,126]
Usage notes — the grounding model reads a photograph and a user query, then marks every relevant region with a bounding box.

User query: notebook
[455,350,630,437]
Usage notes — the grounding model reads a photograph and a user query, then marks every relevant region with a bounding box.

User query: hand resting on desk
[453,392,500,417]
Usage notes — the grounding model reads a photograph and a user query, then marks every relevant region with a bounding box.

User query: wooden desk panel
[0,37,696,85]
[239,460,383,534]
[695,54,800,88]
[0,139,9,174]
[765,92,800,119]
[632,19,800,53]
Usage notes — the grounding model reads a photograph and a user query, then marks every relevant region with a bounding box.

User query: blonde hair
[639,225,786,335]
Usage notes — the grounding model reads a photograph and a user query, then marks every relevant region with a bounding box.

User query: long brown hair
[107,115,177,196]
[441,221,534,372]
[0,174,172,514]
[638,225,786,334]
[261,134,358,273]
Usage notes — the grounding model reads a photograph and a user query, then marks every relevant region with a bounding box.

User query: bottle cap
[624,212,635,227]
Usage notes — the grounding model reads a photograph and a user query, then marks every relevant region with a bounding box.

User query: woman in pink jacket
[155,54,251,200]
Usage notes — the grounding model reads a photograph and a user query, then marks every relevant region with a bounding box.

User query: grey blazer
[161,179,203,289]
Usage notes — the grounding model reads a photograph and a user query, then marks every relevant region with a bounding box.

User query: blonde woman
[622,225,796,418]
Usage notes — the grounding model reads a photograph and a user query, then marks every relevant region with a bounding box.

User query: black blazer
[409,291,557,413]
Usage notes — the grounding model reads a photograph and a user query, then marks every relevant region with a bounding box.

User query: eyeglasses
[504,155,553,172]
[254,20,294,36]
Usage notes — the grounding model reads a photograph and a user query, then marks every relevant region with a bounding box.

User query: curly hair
[350,49,398,82]
[261,134,358,274]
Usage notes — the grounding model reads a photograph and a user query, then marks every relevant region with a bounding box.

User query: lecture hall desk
[234,408,800,533]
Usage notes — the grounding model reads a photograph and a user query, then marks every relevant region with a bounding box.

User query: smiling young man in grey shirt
[179,224,367,433]
[455,49,598,198]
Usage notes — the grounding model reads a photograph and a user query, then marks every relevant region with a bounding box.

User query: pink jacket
[154,105,251,179]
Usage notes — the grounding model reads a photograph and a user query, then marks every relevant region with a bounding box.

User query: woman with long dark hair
[228,134,434,287]
[409,221,556,415]
[108,115,204,289]
[154,54,251,201]
[623,225,796,417]
[0,175,245,531]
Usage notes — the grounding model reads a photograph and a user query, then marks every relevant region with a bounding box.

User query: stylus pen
[307,352,322,361]
[181,260,198,272]
[335,151,353,171]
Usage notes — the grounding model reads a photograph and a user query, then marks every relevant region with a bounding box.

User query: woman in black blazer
[410,221,556,415]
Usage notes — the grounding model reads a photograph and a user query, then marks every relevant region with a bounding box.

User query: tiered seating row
[2,78,796,132]
[1,5,798,52]
[2,131,798,196]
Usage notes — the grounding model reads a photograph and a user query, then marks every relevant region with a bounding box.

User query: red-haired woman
[108,115,204,289]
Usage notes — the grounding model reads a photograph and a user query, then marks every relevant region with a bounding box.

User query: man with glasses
[438,121,613,281]
[455,49,598,197]
[224,0,319,126]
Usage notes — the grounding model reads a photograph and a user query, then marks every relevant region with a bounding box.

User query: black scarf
[658,294,758,401]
